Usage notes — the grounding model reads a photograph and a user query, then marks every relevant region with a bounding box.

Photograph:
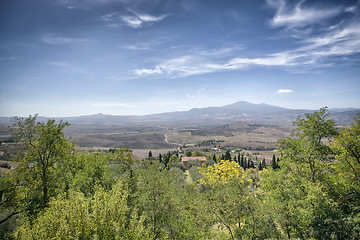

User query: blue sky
[1,0,360,117]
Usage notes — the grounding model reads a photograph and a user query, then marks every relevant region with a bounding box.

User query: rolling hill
[1,101,359,128]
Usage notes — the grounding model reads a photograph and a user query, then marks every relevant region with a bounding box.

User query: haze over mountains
[1,101,358,128]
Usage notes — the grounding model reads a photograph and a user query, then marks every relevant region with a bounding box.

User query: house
[181,156,207,168]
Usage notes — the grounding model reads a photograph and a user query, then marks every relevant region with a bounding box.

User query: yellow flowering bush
[199,160,245,185]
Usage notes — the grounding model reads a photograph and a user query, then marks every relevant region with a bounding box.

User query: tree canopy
[1,111,360,239]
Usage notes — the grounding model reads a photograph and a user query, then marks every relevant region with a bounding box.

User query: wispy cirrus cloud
[99,11,168,28]
[42,34,89,45]
[133,50,300,78]
[133,1,360,78]
[0,57,17,61]
[134,66,162,75]
[47,61,89,74]
[124,37,173,50]
[266,0,342,28]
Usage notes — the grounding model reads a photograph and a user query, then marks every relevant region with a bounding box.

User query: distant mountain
[0,101,359,128]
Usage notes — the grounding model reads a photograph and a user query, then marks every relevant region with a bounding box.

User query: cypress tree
[262,158,266,169]
[213,153,217,162]
[250,160,255,168]
[225,150,231,160]
[271,154,277,170]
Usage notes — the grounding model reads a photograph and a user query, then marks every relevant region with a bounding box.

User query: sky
[0,0,360,117]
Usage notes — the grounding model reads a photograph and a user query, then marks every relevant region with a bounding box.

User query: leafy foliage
[2,111,360,239]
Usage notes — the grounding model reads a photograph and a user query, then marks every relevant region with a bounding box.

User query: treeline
[0,108,359,239]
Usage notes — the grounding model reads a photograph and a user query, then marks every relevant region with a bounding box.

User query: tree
[329,116,360,239]
[213,153,217,162]
[148,151,153,159]
[262,158,266,169]
[199,160,244,185]
[15,181,153,239]
[193,150,204,157]
[225,151,231,160]
[271,154,278,170]
[250,160,255,169]
[260,108,354,239]
[9,115,74,211]
[278,107,337,183]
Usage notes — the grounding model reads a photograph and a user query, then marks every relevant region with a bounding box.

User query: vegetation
[0,109,359,239]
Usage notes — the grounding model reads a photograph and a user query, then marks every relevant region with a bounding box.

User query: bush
[168,162,186,172]
[0,162,10,169]
[187,160,200,169]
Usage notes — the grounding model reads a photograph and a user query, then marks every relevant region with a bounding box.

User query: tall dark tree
[213,153,217,162]
[271,154,277,170]
[225,151,231,160]
[241,155,245,169]
[262,158,266,169]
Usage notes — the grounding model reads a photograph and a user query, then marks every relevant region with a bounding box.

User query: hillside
[1,101,359,128]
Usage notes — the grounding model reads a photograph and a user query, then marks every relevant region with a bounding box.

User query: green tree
[9,115,74,212]
[225,150,231,160]
[15,181,153,240]
[148,151,153,159]
[271,154,278,170]
[278,107,337,183]
[261,108,354,239]
[261,158,266,169]
[192,150,204,157]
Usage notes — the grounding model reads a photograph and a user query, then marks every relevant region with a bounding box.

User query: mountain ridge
[0,101,359,127]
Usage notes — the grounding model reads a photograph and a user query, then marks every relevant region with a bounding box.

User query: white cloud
[99,11,168,28]
[47,62,89,74]
[131,2,360,79]
[42,34,89,45]
[121,16,143,28]
[345,5,358,13]
[124,37,172,50]
[123,13,168,28]
[134,66,162,75]
[277,89,293,94]
[0,57,17,61]
[267,0,342,28]
[132,49,303,78]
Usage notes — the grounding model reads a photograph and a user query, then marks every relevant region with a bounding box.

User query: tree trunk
[42,167,48,208]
